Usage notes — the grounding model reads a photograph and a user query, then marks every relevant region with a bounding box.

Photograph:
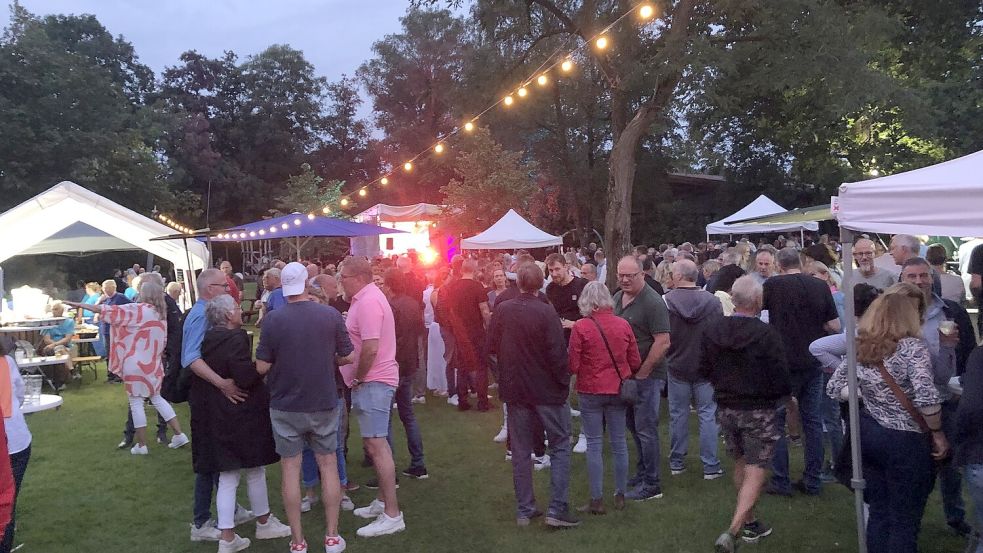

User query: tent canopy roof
[211,212,404,240]
[707,194,819,235]
[0,181,209,270]
[838,149,983,236]
[725,204,833,227]
[461,209,561,250]
[354,203,443,223]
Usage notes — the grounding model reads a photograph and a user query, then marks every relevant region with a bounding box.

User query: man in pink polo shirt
[338,256,405,538]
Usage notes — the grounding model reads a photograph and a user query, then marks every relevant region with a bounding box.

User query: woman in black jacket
[192,295,290,551]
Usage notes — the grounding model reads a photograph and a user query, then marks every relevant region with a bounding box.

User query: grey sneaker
[741,520,773,543]
[625,484,663,501]
[516,509,543,527]
[545,511,581,528]
[715,532,738,553]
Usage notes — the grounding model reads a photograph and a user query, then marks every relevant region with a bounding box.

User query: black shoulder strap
[588,316,627,382]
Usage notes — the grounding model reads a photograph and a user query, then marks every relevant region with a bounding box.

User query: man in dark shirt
[544,253,588,340]
[763,248,840,497]
[487,262,578,528]
[442,259,492,411]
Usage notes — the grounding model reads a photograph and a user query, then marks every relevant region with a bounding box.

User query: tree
[439,127,538,236]
[274,163,344,216]
[313,76,378,188]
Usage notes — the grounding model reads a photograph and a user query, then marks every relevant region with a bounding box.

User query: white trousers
[217,467,270,530]
[128,394,176,429]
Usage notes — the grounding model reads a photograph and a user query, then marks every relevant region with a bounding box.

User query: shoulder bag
[873,363,931,433]
[588,317,638,405]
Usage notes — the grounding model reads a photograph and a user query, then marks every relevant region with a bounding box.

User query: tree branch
[525,0,621,87]
[709,35,766,44]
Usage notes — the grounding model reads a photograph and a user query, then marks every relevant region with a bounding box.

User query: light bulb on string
[464,121,475,132]
[270,227,277,233]
[403,162,413,172]
[258,229,266,236]
[434,144,444,154]
[340,198,350,207]
[358,188,367,197]
[281,223,289,230]
[307,213,315,220]
[517,86,528,98]
[249,231,256,237]
[380,177,389,185]
[537,74,548,86]
[322,206,331,214]
[595,36,609,50]
[639,4,654,19]
[503,95,514,106]
[561,59,573,72]
[293,218,301,226]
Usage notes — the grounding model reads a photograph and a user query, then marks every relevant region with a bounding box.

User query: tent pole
[296,237,301,261]
[841,229,867,553]
[800,228,804,246]
[182,236,197,305]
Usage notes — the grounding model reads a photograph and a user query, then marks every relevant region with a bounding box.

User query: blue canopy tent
[209,212,404,260]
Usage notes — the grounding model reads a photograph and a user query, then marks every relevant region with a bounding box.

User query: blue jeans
[964,464,983,553]
[939,400,966,524]
[578,392,628,499]
[626,377,664,488]
[507,402,572,518]
[771,371,824,494]
[0,445,30,553]
[821,372,843,472]
[193,472,219,527]
[387,375,426,470]
[861,410,935,553]
[667,376,720,474]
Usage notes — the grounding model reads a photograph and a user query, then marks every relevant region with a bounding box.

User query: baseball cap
[280,262,308,296]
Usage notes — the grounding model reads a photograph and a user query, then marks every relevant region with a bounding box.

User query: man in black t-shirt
[544,253,588,340]
[762,248,840,497]
[443,260,492,411]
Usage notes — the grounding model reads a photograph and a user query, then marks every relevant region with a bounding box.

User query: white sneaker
[234,505,255,526]
[572,434,587,454]
[569,407,581,417]
[301,495,319,513]
[411,395,426,404]
[356,512,406,538]
[190,520,222,542]
[533,454,551,471]
[447,395,459,406]
[289,540,308,553]
[504,451,512,462]
[493,426,508,443]
[217,533,250,553]
[130,444,149,455]
[169,432,190,449]
[340,496,355,511]
[255,514,292,539]
[353,499,385,519]
[324,534,346,553]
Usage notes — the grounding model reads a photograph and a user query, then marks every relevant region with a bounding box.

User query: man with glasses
[613,256,671,501]
[843,238,898,290]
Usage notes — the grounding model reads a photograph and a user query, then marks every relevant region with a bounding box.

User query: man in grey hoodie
[665,259,725,479]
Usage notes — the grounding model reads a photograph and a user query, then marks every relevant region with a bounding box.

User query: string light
[293,218,301,226]
[639,4,654,19]
[403,162,413,172]
[434,144,444,154]
[258,229,265,236]
[358,188,367,197]
[380,177,389,185]
[517,86,528,97]
[537,74,548,86]
[249,231,256,237]
[595,36,609,49]
[464,121,474,132]
[503,95,514,106]
[281,223,289,230]
[322,206,331,214]
[561,59,573,72]
[340,198,350,207]
[307,213,315,220]
[269,226,277,233]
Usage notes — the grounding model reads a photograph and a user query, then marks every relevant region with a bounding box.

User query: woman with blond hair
[66,281,189,454]
[826,285,948,553]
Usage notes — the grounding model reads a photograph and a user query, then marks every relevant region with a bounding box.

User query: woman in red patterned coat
[67,280,189,455]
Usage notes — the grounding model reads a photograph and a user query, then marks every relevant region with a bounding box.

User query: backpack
[161,309,193,403]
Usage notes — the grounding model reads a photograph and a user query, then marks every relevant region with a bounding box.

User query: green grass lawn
[14,366,968,553]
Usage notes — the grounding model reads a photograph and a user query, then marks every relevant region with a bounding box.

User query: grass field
[13,362,968,553]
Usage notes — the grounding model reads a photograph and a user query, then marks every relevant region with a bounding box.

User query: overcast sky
[14,0,413,83]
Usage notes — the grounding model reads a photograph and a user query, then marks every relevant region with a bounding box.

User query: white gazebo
[706,194,819,241]
[461,209,561,250]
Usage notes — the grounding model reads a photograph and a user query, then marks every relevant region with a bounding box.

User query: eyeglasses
[209,283,230,289]
[339,273,356,280]
[853,251,875,257]
[618,272,640,280]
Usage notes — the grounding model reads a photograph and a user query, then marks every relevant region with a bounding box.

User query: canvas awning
[461,209,561,250]
[706,194,819,235]
[354,203,444,223]
[725,204,833,227]
[210,212,404,241]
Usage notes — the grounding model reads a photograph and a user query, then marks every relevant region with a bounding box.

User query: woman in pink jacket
[568,281,641,514]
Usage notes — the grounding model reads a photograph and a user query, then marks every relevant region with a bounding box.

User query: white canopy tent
[0,181,209,297]
[706,194,819,240]
[461,209,562,250]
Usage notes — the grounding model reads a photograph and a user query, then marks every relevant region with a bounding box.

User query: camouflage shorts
[717,407,781,467]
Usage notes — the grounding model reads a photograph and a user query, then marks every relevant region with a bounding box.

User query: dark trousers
[507,403,572,518]
[388,375,426,470]
[193,472,219,527]
[939,399,966,524]
[123,399,167,444]
[861,410,935,553]
[626,377,664,488]
[771,370,825,493]
[440,326,456,394]
[0,445,30,553]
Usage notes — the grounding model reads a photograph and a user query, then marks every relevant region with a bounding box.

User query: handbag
[588,317,638,405]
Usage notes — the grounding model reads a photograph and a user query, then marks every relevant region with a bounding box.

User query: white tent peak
[0,180,209,272]
[461,209,561,250]
[706,194,818,236]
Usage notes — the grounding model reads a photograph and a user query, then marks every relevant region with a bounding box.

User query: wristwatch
[351,378,362,387]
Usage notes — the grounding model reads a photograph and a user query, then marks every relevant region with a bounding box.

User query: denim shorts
[351,382,396,438]
[269,407,341,458]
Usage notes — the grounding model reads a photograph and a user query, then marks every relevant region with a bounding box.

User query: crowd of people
[0,232,981,553]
